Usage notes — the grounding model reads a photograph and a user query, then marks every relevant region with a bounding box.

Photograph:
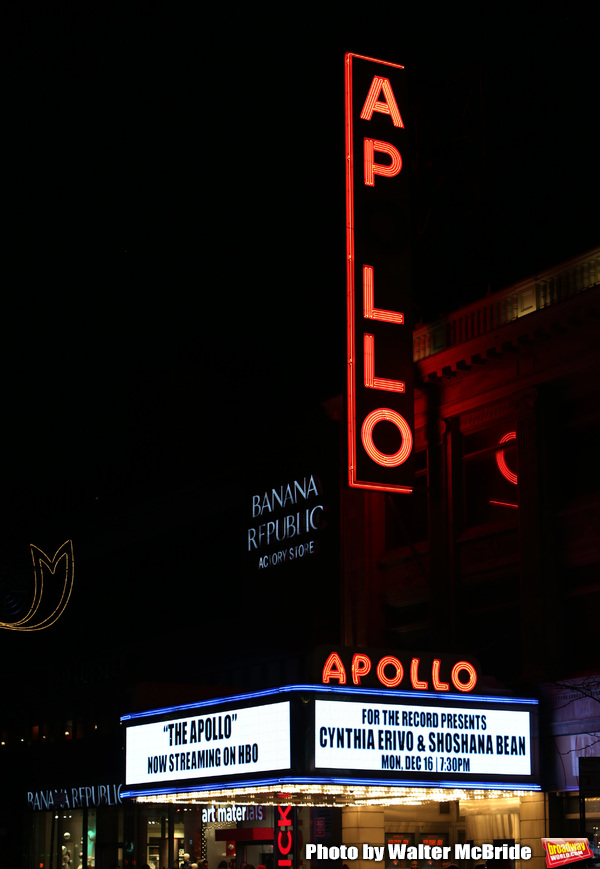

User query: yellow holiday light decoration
[0,540,74,631]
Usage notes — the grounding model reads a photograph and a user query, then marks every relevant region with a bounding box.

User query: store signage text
[345,53,414,493]
[201,804,265,822]
[27,783,122,810]
[314,699,532,778]
[247,475,325,569]
[125,701,291,786]
[275,805,294,869]
[321,649,478,693]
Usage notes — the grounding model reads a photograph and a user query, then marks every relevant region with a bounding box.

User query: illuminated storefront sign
[121,683,539,800]
[345,53,414,493]
[274,805,295,869]
[201,804,266,822]
[124,700,291,789]
[27,783,122,810]
[319,648,479,694]
[247,474,325,570]
[315,698,531,778]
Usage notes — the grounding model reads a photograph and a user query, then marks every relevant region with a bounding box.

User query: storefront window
[27,808,97,869]
[205,805,274,869]
[145,806,171,869]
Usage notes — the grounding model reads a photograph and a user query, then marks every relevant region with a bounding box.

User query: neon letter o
[451,661,477,692]
[376,655,404,687]
[361,408,413,467]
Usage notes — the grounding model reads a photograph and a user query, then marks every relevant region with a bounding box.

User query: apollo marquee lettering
[321,649,478,693]
[345,54,414,493]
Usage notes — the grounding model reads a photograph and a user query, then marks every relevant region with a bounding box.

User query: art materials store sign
[122,678,539,802]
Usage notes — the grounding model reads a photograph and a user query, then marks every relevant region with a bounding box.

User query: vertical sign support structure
[345,53,415,493]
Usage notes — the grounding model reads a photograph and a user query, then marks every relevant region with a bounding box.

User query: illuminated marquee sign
[319,647,479,694]
[124,701,291,789]
[121,685,539,800]
[315,698,532,778]
[345,53,414,493]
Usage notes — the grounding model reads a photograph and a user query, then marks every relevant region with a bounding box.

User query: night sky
[2,6,599,669]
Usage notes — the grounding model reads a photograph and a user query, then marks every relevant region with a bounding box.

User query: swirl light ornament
[0,540,74,631]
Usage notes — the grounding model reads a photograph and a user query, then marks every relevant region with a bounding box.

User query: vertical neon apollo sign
[345,53,414,493]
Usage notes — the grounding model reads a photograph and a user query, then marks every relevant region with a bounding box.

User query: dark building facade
[336,246,600,866]
[340,246,600,684]
[1,248,599,867]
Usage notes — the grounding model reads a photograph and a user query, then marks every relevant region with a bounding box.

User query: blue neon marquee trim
[121,774,541,799]
[120,683,538,722]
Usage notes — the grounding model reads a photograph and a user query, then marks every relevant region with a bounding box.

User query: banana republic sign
[27,784,123,810]
[345,53,414,493]
[247,474,325,569]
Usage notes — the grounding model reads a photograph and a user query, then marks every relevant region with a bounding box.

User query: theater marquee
[121,684,539,802]
[315,698,532,778]
[124,700,291,790]
[345,53,414,493]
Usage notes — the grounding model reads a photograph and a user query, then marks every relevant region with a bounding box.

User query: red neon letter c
[496,431,517,484]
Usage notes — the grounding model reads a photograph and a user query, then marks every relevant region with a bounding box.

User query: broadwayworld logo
[0,541,74,631]
[542,839,593,868]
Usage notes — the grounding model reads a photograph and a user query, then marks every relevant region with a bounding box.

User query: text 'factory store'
[120,648,545,869]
